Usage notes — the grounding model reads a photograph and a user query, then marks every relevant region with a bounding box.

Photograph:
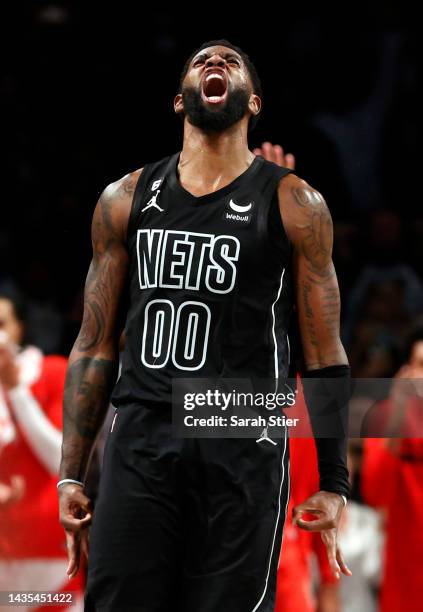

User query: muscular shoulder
[93,168,143,244]
[101,168,143,205]
[277,173,333,261]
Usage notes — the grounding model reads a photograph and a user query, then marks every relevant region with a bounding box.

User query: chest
[132,184,271,295]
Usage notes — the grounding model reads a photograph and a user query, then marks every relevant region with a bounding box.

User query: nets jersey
[112,152,294,406]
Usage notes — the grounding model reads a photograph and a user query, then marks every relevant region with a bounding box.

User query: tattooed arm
[278,174,347,369]
[59,168,142,579]
[278,174,351,580]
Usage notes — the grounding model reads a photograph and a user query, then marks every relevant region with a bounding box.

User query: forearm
[298,259,348,371]
[314,437,349,498]
[299,271,350,496]
[60,346,118,481]
[8,386,62,475]
[303,364,351,498]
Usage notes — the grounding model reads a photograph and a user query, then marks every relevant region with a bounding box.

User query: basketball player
[59,40,351,611]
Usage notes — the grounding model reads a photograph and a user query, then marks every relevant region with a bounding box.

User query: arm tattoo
[301,277,341,345]
[64,357,116,438]
[76,255,115,352]
[77,297,105,352]
[61,357,118,480]
[302,280,318,347]
[291,186,334,281]
[122,175,137,197]
[76,189,126,352]
[291,184,347,367]
[60,174,132,481]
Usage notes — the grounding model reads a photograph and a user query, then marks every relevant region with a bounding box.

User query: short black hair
[178,39,263,130]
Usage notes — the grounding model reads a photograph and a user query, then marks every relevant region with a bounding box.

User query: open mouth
[201,72,228,105]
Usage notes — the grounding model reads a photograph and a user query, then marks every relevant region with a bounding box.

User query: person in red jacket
[361,330,423,612]
[0,289,84,611]
[362,437,423,612]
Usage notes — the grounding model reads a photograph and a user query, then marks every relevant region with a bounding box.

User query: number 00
[141,299,211,371]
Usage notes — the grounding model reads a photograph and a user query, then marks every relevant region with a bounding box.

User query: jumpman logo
[141,190,163,213]
[256,426,277,446]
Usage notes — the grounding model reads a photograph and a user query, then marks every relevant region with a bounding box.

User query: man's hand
[253,142,296,169]
[59,484,92,579]
[293,491,351,579]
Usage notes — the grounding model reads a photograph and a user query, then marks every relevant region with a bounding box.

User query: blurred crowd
[1,4,422,611]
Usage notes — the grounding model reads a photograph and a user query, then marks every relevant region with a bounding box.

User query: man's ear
[174,93,184,115]
[248,94,262,119]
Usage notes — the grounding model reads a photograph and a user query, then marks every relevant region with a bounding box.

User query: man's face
[176,45,260,133]
[0,299,23,346]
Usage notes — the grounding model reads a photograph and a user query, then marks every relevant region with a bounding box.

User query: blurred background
[0,3,422,611]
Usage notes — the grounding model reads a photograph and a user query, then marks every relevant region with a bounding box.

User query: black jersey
[112,152,293,406]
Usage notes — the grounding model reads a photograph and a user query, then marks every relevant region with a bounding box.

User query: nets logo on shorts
[223,199,254,225]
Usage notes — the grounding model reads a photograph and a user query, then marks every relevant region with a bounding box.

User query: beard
[182,85,250,133]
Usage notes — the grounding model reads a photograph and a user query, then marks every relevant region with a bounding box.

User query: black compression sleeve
[302,365,351,499]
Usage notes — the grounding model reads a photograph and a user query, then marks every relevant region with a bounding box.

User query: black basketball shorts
[84,403,290,612]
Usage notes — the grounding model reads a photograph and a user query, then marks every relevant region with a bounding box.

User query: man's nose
[205,55,226,68]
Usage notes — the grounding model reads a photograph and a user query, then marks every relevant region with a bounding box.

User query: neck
[179,119,254,182]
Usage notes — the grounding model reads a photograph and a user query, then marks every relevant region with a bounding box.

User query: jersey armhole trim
[275,170,295,252]
[125,167,150,248]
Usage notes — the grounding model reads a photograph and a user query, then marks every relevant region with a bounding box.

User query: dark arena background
[0,3,422,612]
